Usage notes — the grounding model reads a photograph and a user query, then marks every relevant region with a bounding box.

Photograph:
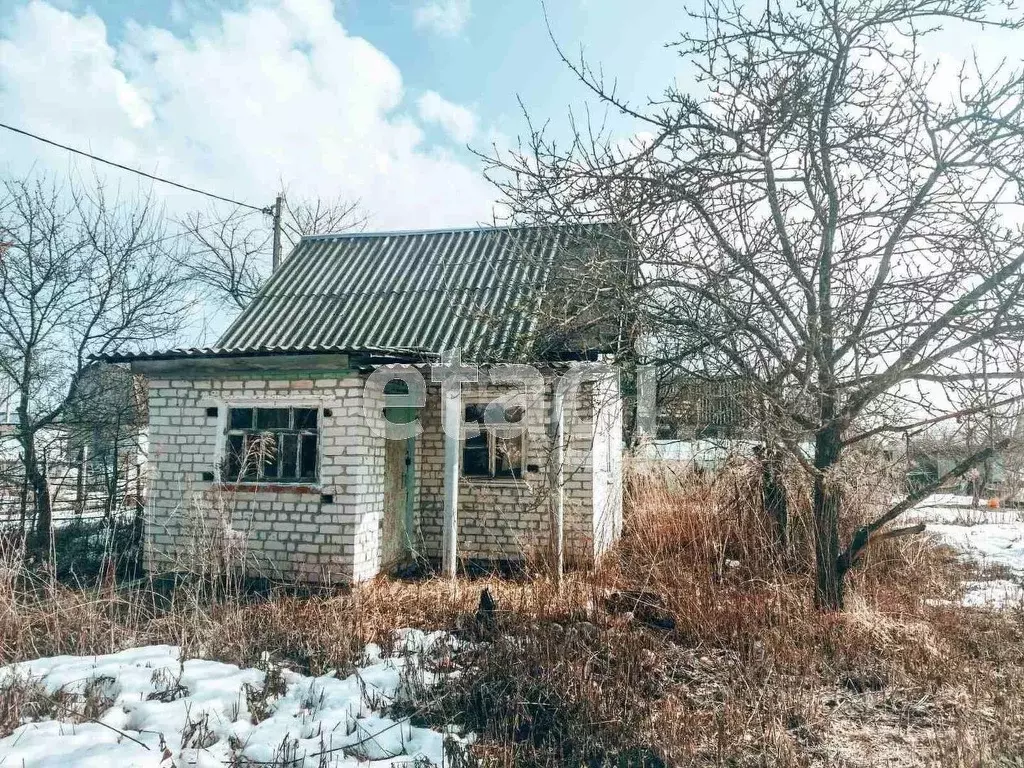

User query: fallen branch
[837,439,1008,576]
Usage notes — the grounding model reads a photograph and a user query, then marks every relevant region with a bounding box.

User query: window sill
[461,475,532,487]
[212,482,322,495]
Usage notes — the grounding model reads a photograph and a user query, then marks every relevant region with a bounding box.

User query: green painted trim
[132,353,353,379]
[147,368,357,382]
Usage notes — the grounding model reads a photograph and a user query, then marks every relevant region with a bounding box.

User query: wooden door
[381,406,416,568]
[382,437,407,567]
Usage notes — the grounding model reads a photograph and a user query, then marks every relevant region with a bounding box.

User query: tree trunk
[21,435,53,555]
[75,445,87,516]
[18,469,29,537]
[813,421,844,610]
[760,444,789,554]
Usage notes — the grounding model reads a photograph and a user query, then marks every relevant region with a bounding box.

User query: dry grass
[385,459,1024,766]
[0,459,1023,766]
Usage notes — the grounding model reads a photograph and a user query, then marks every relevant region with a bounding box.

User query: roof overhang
[128,353,350,378]
[92,346,434,378]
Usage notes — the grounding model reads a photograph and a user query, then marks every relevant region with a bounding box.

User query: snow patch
[0,629,465,767]
[915,495,1024,609]
[925,521,1024,573]
[961,580,1024,608]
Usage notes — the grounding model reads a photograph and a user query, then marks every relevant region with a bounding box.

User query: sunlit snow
[0,629,465,767]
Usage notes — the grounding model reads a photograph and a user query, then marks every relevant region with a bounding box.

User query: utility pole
[271,193,285,271]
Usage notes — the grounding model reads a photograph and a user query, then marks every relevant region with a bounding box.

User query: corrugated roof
[211,223,624,361]
[92,223,627,364]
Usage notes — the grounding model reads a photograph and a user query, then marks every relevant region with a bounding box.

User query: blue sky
[61,0,684,135]
[0,0,1014,232]
[0,0,687,228]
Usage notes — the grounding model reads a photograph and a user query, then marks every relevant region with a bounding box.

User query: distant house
[655,377,756,440]
[62,364,149,517]
[0,365,147,524]
[100,225,628,583]
[903,438,1009,497]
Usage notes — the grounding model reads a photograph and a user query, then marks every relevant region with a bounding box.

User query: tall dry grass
[403,457,1024,765]
[0,456,1021,765]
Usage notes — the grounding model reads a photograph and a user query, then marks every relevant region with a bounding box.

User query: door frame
[402,434,416,552]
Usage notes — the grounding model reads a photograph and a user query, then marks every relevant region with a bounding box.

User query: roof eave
[91,345,434,365]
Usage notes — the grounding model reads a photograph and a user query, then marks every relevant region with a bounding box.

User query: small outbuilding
[103,224,627,583]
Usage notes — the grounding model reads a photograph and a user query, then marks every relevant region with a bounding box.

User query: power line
[0,204,259,254]
[0,121,271,214]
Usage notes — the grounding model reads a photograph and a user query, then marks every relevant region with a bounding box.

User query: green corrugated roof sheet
[213,223,626,361]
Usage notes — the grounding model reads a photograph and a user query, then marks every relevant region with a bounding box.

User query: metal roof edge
[296,221,617,243]
[90,345,435,364]
[90,344,613,366]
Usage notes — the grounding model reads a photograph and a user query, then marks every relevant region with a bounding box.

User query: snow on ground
[960,579,1024,608]
[911,495,1024,609]
[0,629,466,767]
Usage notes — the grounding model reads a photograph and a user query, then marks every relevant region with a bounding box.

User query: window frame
[222,405,321,485]
[461,401,528,481]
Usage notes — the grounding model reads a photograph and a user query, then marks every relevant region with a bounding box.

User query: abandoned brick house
[102,224,627,583]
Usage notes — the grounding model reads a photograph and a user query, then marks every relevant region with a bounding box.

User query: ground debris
[603,588,678,630]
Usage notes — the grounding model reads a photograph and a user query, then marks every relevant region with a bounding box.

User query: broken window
[462,403,527,479]
[224,406,319,483]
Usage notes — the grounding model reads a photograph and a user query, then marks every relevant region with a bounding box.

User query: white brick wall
[411,376,621,565]
[144,375,384,583]
[143,368,623,582]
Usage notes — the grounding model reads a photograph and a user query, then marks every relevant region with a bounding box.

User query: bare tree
[487,0,1024,608]
[181,195,364,310]
[0,175,188,550]
[63,363,148,521]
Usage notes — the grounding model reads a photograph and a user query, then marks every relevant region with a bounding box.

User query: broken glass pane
[294,408,318,430]
[495,436,523,478]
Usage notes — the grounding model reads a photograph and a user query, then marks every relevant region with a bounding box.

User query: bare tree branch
[0,174,189,548]
[180,194,365,310]
[484,0,1024,608]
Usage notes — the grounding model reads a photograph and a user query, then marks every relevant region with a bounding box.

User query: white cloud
[0,2,153,138]
[0,0,496,231]
[413,0,471,37]
[417,90,477,144]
